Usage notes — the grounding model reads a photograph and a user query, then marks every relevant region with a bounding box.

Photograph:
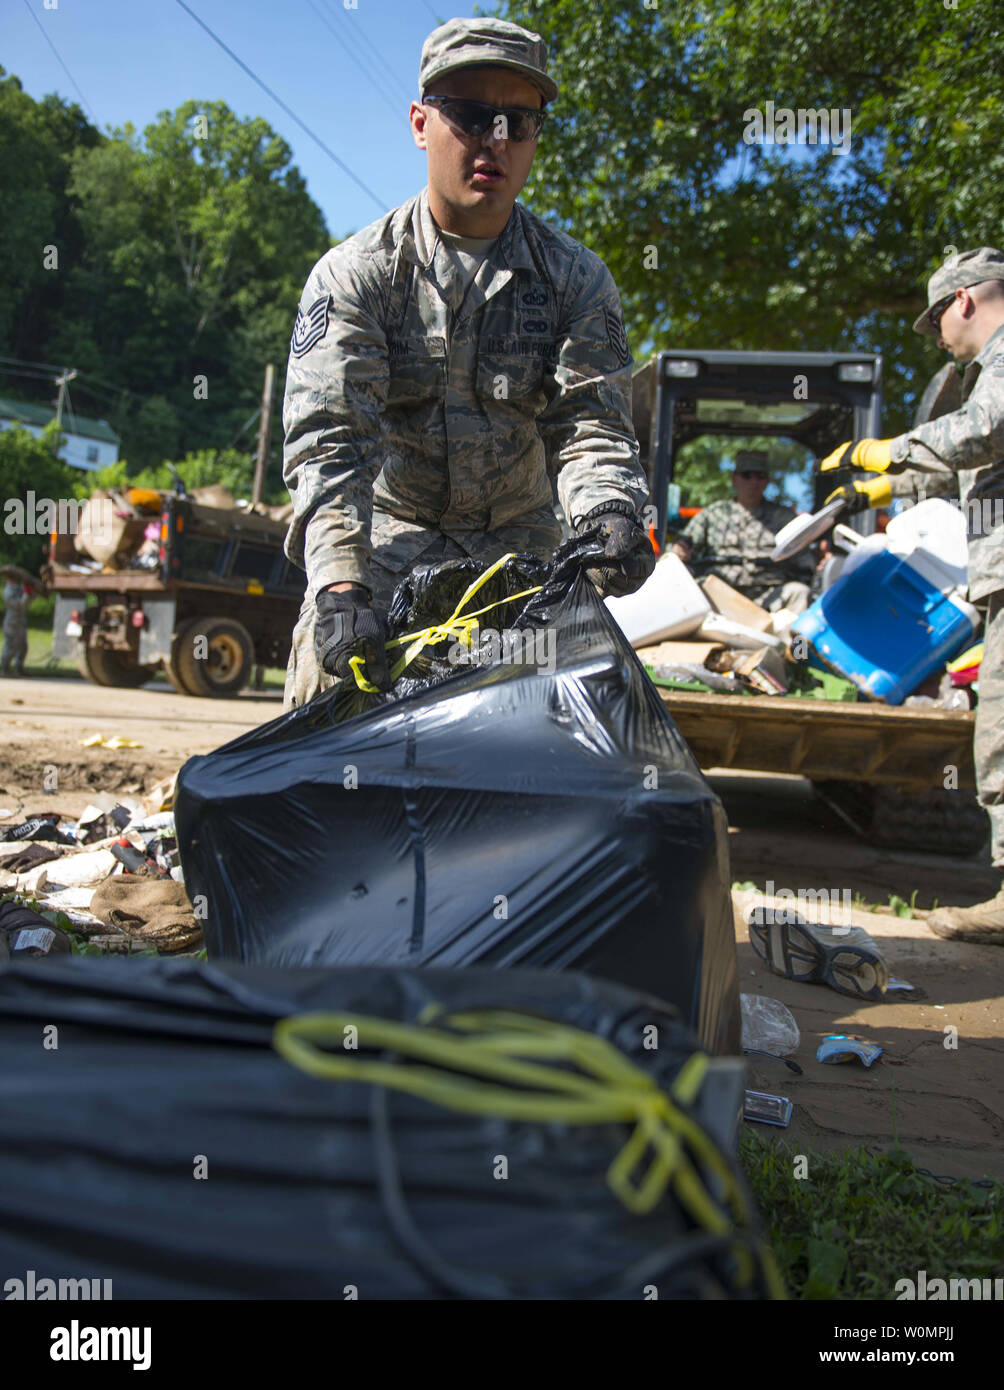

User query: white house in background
[0,397,120,471]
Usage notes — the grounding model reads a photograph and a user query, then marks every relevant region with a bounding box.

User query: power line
[20,0,97,124]
[320,0,414,108]
[0,354,137,402]
[174,0,388,213]
[0,365,55,383]
[307,0,403,124]
[420,0,443,23]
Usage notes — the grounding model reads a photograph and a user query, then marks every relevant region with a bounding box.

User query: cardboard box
[699,575,773,632]
[636,640,723,668]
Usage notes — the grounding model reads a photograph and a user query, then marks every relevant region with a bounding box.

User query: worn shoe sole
[748,911,889,1000]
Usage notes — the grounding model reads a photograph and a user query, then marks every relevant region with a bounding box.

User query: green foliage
[501,0,1003,445]
[674,434,813,509]
[78,448,284,505]
[0,424,81,574]
[1,78,332,476]
[742,1136,1003,1299]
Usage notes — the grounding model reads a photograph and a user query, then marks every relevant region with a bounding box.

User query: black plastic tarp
[176,558,739,1056]
[0,958,770,1299]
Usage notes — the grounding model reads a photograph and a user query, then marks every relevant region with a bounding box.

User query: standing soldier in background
[818,247,1004,943]
[1,572,30,678]
[672,451,813,613]
[281,16,652,710]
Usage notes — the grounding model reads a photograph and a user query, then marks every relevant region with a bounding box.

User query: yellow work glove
[817,438,895,474]
[824,477,892,515]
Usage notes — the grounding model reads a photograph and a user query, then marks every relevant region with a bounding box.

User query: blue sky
[5,0,498,239]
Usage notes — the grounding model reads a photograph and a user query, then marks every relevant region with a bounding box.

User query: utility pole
[252,363,275,505]
[54,368,77,429]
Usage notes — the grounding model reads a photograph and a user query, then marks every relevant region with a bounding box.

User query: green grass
[741,1134,1003,1298]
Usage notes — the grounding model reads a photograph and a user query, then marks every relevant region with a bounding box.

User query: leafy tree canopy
[501,0,1002,444]
[0,77,332,477]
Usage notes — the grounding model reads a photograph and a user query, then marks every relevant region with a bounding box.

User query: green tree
[0,81,332,475]
[0,71,100,369]
[80,448,286,505]
[66,100,331,468]
[674,436,812,510]
[501,0,1003,446]
[0,424,81,574]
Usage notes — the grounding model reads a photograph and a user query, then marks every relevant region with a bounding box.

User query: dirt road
[2,672,1001,1181]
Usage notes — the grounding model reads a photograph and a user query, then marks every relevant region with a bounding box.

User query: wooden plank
[658,688,976,788]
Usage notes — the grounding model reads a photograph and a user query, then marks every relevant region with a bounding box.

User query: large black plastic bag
[176,546,740,1056]
[0,958,773,1300]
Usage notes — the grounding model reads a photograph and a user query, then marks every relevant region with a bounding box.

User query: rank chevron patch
[291,293,331,358]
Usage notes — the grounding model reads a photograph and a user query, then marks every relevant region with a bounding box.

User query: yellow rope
[272,1005,783,1299]
[347,553,543,693]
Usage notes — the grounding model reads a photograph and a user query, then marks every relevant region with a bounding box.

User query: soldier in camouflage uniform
[282,16,652,709]
[672,451,813,612]
[1,579,29,677]
[818,246,1004,943]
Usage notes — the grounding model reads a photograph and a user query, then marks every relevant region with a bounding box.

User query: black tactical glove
[314,585,392,692]
[576,501,655,597]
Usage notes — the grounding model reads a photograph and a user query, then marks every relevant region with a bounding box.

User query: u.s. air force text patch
[604,307,630,366]
[291,294,331,357]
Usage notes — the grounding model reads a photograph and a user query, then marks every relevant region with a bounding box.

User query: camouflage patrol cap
[913,246,1004,336]
[733,450,771,474]
[419,17,558,104]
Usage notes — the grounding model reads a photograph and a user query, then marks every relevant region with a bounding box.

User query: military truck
[46,491,304,697]
[631,349,984,856]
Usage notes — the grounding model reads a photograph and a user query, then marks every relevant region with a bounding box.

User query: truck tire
[813,780,988,858]
[162,620,200,696]
[76,645,158,689]
[174,617,254,698]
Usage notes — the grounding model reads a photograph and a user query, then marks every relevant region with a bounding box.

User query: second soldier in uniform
[282,16,653,708]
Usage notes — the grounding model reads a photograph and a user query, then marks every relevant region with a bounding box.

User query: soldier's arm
[282,251,389,593]
[889,353,1004,477]
[536,250,649,527]
[886,468,959,503]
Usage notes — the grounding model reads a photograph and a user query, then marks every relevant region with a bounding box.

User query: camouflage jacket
[889,321,1004,602]
[282,187,648,591]
[679,497,811,594]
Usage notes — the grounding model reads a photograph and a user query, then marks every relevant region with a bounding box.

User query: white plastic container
[886,498,968,593]
[604,552,712,647]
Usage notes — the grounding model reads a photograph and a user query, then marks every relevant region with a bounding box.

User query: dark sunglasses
[736,469,768,480]
[421,95,545,143]
[926,292,957,333]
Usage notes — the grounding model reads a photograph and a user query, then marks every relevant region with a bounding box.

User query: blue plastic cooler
[792,549,979,705]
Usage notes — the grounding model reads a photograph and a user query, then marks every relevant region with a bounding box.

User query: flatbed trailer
[46,494,305,696]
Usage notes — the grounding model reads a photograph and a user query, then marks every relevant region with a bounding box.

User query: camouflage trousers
[284,511,556,709]
[1,613,27,676]
[749,580,811,615]
[975,591,1004,869]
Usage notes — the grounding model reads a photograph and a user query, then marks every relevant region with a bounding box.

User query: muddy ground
[2,674,1001,1182]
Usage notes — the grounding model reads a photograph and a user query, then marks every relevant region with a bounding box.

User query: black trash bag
[330,536,598,723]
[0,957,776,1300]
[176,546,740,1056]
